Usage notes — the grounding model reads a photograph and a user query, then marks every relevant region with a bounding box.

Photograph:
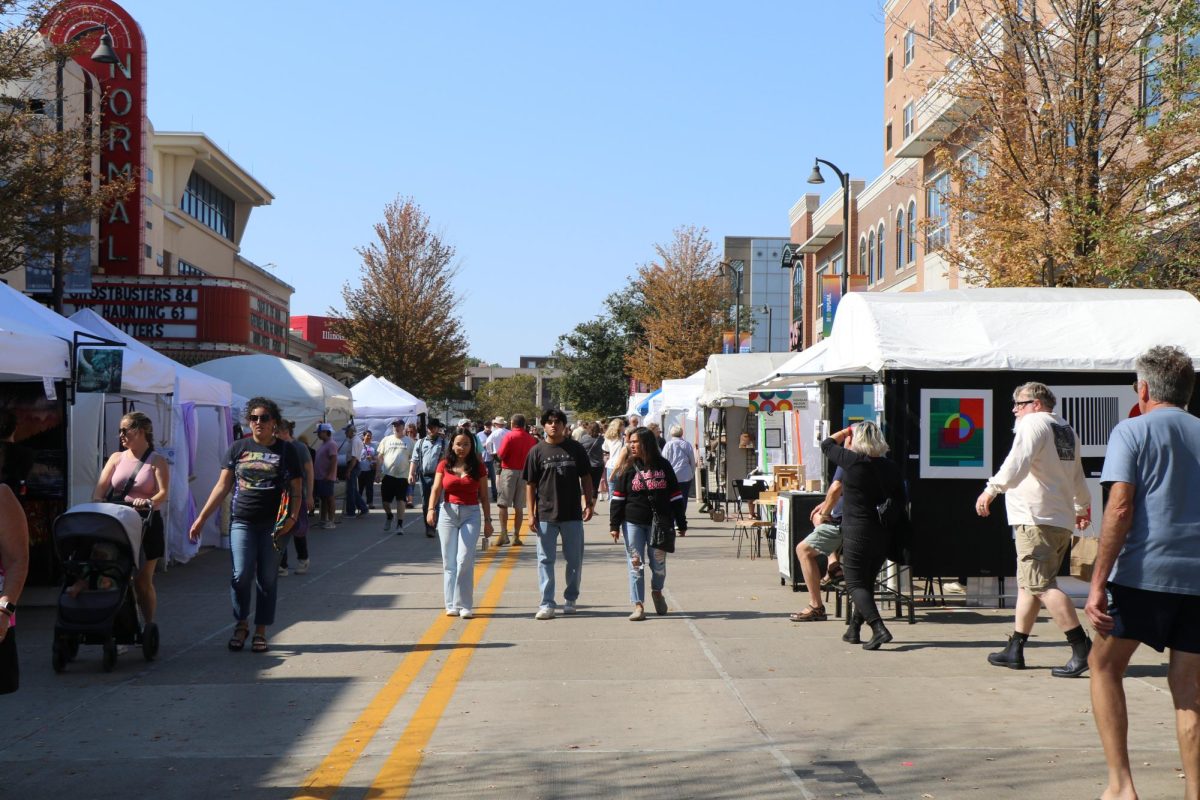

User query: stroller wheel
[51,638,67,674]
[67,636,80,662]
[102,637,118,672]
[142,623,159,662]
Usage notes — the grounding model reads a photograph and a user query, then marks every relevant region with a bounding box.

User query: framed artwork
[764,428,782,449]
[842,384,876,428]
[920,388,992,479]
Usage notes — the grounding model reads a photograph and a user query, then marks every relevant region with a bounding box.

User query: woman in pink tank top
[91,411,169,632]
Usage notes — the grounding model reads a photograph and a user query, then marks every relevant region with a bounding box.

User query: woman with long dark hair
[189,398,301,653]
[609,427,687,621]
[426,431,494,618]
[820,420,903,650]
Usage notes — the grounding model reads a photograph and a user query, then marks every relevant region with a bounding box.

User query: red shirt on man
[497,428,537,471]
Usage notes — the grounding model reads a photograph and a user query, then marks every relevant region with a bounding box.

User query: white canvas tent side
[376,377,427,415]
[350,376,426,441]
[656,369,705,449]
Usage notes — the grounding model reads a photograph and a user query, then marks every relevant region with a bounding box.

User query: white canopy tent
[655,369,706,454]
[69,310,235,559]
[376,376,427,416]
[350,375,427,441]
[699,353,794,408]
[193,355,354,439]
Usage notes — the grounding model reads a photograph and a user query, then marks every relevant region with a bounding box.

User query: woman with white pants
[426,432,493,618]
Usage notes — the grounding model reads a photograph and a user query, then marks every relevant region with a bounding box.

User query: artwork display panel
[920,388,993,479]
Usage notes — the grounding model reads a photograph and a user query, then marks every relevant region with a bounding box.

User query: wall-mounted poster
[75,347,124,394]
[920,388,992,479]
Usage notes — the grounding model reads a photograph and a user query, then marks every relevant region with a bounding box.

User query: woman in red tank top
[426,432,494,618]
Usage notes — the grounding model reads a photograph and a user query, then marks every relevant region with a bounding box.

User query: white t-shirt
[985,411,1090,529]
[376,434,415,479]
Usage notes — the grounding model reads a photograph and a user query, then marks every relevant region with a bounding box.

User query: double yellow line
[295,537,523,799]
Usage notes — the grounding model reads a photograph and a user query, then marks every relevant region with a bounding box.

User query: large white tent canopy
[699,353,793,407]
[350,375,427,441]
[375,376,427,416]
[194,355,353,438]
[659,369,706,411]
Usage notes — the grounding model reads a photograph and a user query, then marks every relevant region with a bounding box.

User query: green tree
[554,283,647,416]
[472,375,540,425]
[330,197,468,398]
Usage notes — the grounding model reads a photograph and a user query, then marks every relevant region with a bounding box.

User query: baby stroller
[51,502,160,673]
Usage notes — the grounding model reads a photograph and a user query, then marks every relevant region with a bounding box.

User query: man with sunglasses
[975,381,1093,677]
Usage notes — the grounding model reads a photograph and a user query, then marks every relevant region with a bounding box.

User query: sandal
[228,624,249,651]
[789,605,827,622]
[819,564,844,588]
[251,633,269,653]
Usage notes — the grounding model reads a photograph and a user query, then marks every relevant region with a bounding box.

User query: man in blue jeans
[524,409,595,620]
[343,424,368,518]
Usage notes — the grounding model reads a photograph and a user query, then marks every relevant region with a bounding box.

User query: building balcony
[895,82,982,158]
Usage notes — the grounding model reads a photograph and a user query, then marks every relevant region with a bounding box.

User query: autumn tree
[903,0,1200,291]
[0,3,135,282]
[331,197,468,398]
[554,284,647,416]
[624,225,726,386]
[472,375,539,425]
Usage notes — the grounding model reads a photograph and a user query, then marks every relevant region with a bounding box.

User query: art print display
[920,389,992,479]
[842,384,876,428]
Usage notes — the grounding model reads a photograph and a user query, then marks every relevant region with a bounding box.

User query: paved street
[2,510,1186,799]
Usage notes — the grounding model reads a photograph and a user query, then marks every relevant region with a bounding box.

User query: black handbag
[649,505,676,553]
[872,460,913,565]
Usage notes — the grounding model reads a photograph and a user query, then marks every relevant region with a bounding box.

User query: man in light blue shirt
[1088,345,1200,800]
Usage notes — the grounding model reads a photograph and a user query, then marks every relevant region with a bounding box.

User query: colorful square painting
[842,384,876,428]
[920,389,992,479]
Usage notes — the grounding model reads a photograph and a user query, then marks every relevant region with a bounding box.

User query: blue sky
[122,1,884,365]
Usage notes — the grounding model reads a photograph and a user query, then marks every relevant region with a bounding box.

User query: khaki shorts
[497,468,527,509]
[1015,524,1072,593]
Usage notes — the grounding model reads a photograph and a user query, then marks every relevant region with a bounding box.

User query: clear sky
[120,1,885,366]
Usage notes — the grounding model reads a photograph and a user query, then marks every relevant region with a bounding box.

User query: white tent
[350,375,426,441]
[70,310,235,560]
[193,355,354,439]
[376,376,427,416]
[659,369,706,412]
[699,353,794,408]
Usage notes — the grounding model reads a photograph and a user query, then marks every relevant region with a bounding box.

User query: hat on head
[457,417,472,427]
[316,423,334,434]
[492,416,506,425]
[390,418,404,426]
[427,418,443,429]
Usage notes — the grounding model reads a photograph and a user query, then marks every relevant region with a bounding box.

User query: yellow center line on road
[366,543,523,798]
[294,534,511,800]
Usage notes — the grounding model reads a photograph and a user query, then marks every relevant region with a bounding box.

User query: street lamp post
[806,158,851,297]
[759,304,773,352]
[718,259,744,353]
[52,26,119,313]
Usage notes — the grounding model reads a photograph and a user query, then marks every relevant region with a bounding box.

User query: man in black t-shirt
[524,409,595,620]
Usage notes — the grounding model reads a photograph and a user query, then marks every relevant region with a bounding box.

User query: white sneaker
[295,559,309,575]
[445,608,459,617]
[459,608,473,619]
[322,521,336,530]
[563,601,577,615]
[383,517,392,532]
[277,565,288,577]
[535,606,555,620]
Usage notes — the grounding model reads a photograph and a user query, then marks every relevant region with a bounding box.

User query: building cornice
[153,132,274,206]
[858,158,919,209]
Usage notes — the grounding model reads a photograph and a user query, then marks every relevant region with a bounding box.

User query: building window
[907,200,917,263]
[858,237,867,276]
[887,52,893,82]
[904,28,915,66]
[895,209,905,272]
[180,171,235,240]
[926,173,951,251]
[176,259,208,277]
[886,122,893,151]
[928,2,937,37]
[1142,29,1164,126]
[903,102,915,139]
[876,223,885,282]
[947,0,959,17]
[867,229,876,282]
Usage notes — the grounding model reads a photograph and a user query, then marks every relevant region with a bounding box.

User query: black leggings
[842,549,886,624]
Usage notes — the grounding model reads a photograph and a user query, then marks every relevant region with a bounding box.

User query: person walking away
[426,431,494,618]
[975,381,1093,677]
[609,426,686,621]
[660,424,697,523]
[601,418,627,496]
[358,430,377,510]
[343,424,368,519]
[276,420,314,575]
[484,416,508,502]
[789,467,845,623]
[579,422,607,503]
[376,419,414,534]
[820,421,902,650]
[477,420,497,502]
[313,424,338,529]
[1086,345,1200,800]
[410,419,447,538]
[189,398,301,653]
[496,413,537,546]
[525,409,595,619]
[90,411,169,631]
[0,484,29,693]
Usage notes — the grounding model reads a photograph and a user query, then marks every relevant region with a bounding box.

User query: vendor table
[774,491,824,591]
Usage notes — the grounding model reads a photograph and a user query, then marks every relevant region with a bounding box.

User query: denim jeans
[345,465,368,516]
[676,479,692,517]
[438,502,481,611]
[535,519,585,609]
[485,460,497,502]
[622,521,666,604]
[230,518,282,626]
[420,475,437,531]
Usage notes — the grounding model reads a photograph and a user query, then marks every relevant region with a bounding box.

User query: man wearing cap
[496,413,537,546]
[343,423,369,519]
[485,416,508,502]
[376,419,415,534]
[314,423,338,529]
[477,419,497,502]
[410,419,447,538]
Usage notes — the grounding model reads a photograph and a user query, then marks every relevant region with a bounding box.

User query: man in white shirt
[344,424,369,518]
[975,381,1093,677]
[375,419,415,533]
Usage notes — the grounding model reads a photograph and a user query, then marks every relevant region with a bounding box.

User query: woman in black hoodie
[609,427,687,621]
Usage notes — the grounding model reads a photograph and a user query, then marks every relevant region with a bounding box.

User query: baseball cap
[492,416,506,425]
[427,418,443,429]
[316,423,334,433]
[457,417,472,427]
[390,418,404,426]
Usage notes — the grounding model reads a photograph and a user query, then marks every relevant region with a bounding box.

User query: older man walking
[1087,345,1200,800]
[975,381,1093,677]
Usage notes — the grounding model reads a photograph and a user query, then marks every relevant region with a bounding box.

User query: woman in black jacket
[820,420,905,650]
[608,427,687,621]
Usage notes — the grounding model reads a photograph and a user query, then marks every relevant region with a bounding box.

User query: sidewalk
[1,508,1183,799]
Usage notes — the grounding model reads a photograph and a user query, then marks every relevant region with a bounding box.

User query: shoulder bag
[644,466,676,554]
[106,447,153,503]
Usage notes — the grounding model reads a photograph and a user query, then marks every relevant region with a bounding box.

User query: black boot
[842,611,864,644]
[987,633,1027,669]
[862,618,893,651]
[1051,630,1091,678]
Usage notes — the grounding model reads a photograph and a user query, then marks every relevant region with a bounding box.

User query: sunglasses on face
[247,414,273,423]
[119,426,138,436]
[1012,400,1036,409]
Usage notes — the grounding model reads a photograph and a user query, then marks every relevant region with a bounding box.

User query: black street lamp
[718,259,744,353]
[52,26,119,313]
[807,158,851,298]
